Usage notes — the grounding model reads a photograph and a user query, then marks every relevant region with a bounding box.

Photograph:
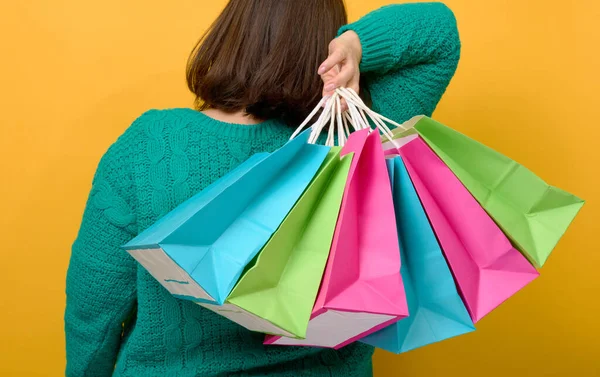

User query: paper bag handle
[292,92,363,147]
[291,87,409,147]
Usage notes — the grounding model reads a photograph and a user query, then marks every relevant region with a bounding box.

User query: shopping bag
[383,135,539,323]
[266,129,408,349]
[121,129,329,305]
[199,147,353,338]
[360,156,475,353]
[395,116,584,267]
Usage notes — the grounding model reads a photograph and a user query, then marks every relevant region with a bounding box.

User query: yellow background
[1,0,598,376]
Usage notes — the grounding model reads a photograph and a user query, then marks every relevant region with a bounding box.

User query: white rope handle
[335,88,403,148]
[343,112,351,137]
[326,98,336,147]
[337,87,409,133]
[290,96,328,140]
[335,96,346,146]
[306,94,333,144]
[310,93,338,144]
[291,86,406,146]
[338,89,375,135]
[337,87,393,139]
[346,100,367,131]
[309,96,333,143]
[292,91,360,147]
[344,94,370,133]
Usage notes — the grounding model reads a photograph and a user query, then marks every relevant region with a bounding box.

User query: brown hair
[186,0,348,125]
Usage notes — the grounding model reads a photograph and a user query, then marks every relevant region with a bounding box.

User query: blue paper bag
[122,130,329,304]
[360,156,475,353]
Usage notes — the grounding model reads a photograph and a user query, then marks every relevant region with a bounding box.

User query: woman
[65,1,460,376]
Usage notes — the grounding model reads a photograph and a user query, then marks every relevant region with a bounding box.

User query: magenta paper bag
[385,135,539,323]
[266,130,408,349]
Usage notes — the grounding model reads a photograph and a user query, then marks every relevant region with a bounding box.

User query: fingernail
[318,66,326,74]
[325,83,335,92]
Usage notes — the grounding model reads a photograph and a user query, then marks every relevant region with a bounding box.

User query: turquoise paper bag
[121,130,329,305]
[361,157,474,353]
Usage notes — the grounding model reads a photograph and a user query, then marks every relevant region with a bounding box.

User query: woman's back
[65,3,460,376]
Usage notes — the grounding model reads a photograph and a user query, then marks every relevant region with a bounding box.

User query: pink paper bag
[266,130,408,349]
[384,135,538,322]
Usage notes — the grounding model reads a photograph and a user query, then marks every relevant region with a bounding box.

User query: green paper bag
[390,116,583,268]
[200,148,352,337]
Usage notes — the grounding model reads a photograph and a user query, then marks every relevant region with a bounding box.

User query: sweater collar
[178,108,290,140]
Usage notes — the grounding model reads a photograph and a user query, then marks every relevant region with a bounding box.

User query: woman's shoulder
[125,107,198,134]
[111,107,200,148]
[97,108,197,169]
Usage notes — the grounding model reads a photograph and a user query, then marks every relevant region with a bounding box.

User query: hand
[318,30,362,109]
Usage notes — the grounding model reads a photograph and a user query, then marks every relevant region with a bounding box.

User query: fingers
[333,64,356,88]
[321,65,340,98]
[347,75,360,95]
[334,65,358,112]
[322,64,358,93]
[320,37,361,110]
[318,50,345,75]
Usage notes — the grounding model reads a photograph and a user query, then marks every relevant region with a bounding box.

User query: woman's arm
[65,136,138,377]
[322,2,461,123]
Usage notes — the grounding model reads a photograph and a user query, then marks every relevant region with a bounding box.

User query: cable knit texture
[65,3,460,377]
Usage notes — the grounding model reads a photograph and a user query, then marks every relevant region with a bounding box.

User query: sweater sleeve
[65,131,139,376]
[338,2,461,123]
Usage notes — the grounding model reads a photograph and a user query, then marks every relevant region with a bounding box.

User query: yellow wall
[1,1,598,376]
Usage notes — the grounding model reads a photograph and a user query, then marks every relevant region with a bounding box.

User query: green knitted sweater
[65,3,460,376]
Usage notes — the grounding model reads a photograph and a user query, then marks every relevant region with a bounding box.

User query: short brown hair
[186,0,348,125]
